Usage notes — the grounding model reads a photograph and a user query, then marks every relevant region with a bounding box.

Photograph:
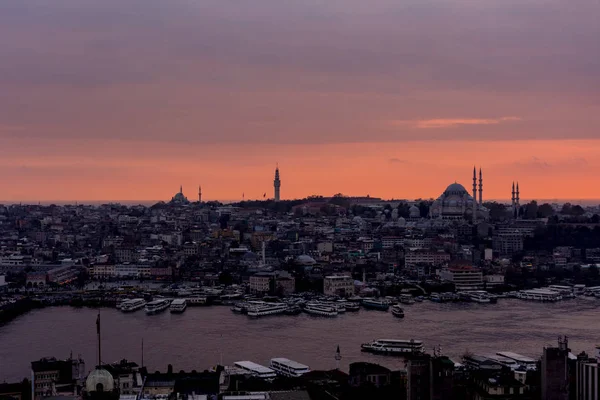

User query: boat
[187,296,208,306]
[361,339,424,355]
[391,305,404,318]
[362,298,390,311]
[344,302,360,311]
[170,298,187,313]
[399,295,415,305]
[231,302,247,314]
[304,302,338,317]
[430,293,443,303]
[467,291,491,303]
[145,299,171,314]
[120,298,146,312]
[285,305,302,315]
[414,296,424,302]
[247,302,287,318]
[269,358,310,377]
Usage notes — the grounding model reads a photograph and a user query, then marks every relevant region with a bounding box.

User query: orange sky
[0,0,599,203]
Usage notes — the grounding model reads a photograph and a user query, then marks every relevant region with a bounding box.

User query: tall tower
[198,185,202,203]
[274,165,281,201]
[472,167,477,224]
[516,182,521,219]
[478,168,483,207]
[512,182,516,218]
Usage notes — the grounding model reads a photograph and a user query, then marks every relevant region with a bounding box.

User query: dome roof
[444,182,468,194]
[296,255,316,265]
[85,368,115,393]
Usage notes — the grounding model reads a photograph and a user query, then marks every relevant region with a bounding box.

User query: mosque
[428,167,489,222]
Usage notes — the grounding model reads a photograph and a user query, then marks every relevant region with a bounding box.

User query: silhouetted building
[542,337,570,400]
[407,355,431,400]
[31,356,85,400]
[575,348,599,400]
[349,362,392,388]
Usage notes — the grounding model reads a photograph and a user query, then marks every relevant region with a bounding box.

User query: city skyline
[1,0,599,201]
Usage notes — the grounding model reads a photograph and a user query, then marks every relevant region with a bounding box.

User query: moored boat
[391,305,404,318]
[120,298,147,312]
[170,298,187,313]
[304,302,338,317]
[362,298,389,311]
[361,339,424,355]
[145,299,171,315]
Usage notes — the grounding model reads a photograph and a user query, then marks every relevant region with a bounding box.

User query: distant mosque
[170,186,190,205]
[429,167,489,222]
[274,165,281,201]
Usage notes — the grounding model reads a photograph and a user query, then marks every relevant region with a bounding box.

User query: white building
[323,275,354,297]
[576,348,599,400]
[405,250,451,268]
[439,266,483,291]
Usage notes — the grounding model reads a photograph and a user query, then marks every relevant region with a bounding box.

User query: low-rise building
[323,275,354,297]
[405,250,451,268]
[439,265,483,291]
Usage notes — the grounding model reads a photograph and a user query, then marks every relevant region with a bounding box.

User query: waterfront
[1,298,599,381]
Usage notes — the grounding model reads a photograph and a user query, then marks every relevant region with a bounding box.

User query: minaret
[472,166,477,224]
[478,168,483,207]
[198,185,202,203]
[274,165,281,202]
[180,185,183,194]
[512,182,516,218]
[516,182,521,219]
[335,345,342,370]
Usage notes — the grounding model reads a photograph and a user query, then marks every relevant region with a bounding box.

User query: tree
[537,203,554,218]
[484,202,508,221]
[524,201,538,219]
[561,203,573,215]
[571,205,585,216]
[592,214,600,224]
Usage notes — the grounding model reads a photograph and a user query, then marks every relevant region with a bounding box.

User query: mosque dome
[85,368,115,393]
[409,205,420,218]
[444,183,468,195]
[295,255,316,266]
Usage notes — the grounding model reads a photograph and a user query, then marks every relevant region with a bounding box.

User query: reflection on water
[1,298,598,381]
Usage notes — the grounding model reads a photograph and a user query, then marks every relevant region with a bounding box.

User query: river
[1,298,598,381]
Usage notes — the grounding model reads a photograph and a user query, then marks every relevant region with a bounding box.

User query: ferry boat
[361,339,424,355]
[187,296,208,306]
[399,295,415,305]
[170,298,187,313]
[430,293,443,303]
[345,302,360,311]
[304,302,338,317]
[234,361,277,380]
[145,299,171,315]
[284,305,302,315]
[247,303,287,318]
[362,298,389,311]
[269,358,310,377]
[466,291,491,303]
[391,305,404,318]
[120,298,146,312]
[231,302,247,314]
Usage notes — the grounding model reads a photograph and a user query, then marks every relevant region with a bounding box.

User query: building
[101,359,142,395]
[428,168,488,222]
[170,186,190,205]
[31,356,85,400]
[249,271,295,295]
[541,337,570,400]
[405,250,451,268]
[348,362,392,388]
[273,166,281,202]
[493,230,524,256]
[323,275,355,297]
[438,265,483,291]
[47,265,78,285]
[406,355,431,400]
[576,347,599,400]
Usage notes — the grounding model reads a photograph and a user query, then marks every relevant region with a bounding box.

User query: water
[1,298,598,381]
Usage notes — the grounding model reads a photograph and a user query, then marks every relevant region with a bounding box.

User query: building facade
[323,275,355,297]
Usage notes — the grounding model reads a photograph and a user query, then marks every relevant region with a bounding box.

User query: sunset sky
[1,0,599,202]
